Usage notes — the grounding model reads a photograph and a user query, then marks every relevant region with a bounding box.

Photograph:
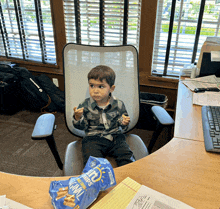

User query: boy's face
[89,79,115,105]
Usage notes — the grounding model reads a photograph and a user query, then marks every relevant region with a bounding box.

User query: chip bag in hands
[49,156,116,209]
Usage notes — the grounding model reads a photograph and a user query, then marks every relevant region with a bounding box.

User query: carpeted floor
[0,110,170,177]
[0,110,79,177]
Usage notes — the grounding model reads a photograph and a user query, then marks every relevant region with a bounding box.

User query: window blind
[0,0,56,64]
[152,0,220,77]
[63,0,142,50]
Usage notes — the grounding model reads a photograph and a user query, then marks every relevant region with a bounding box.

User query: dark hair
[88,65,116,87]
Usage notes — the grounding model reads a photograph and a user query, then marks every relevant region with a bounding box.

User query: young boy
[72,65,135,167]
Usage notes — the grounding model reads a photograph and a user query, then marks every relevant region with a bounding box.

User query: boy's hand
[122,114,130,126]
[73,107,84,121]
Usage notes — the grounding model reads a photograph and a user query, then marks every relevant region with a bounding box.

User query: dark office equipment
[202,106,220,153]
[194,87,220,93]
[199,52,220,77]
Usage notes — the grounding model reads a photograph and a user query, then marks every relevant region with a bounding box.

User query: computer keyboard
[202,106,220,153]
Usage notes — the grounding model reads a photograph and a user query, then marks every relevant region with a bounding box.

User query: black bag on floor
[0,72,23,114]
[35,74,65,112]
[13,67,58,112]
[0,64,20,77]
[0,65,62,113]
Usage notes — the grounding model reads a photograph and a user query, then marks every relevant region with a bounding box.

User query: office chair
[32,44,175,175]
[32,44,150,175]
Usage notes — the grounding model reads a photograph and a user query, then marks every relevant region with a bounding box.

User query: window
[0,0,56,64]
[152,0,220,77]
[63,0,142,50]
[0,0,142,68]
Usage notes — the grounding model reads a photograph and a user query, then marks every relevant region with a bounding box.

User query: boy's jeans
[82,134,135,166]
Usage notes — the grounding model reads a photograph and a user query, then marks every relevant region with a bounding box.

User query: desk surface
[174,82,204,141]
[0,82,219,209]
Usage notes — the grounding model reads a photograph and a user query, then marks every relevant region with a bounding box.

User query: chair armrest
[32,113,55,139]
[32,113,63,170]
[151,106,174,126]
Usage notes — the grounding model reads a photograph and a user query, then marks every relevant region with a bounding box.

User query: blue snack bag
[49,156,116,209]
[82,156,110,174]
[49,179,72,209]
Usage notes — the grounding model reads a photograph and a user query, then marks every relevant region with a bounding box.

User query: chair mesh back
[63,44,139,137]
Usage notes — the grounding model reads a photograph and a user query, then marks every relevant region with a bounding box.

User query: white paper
[193,92,220,106]
[182,75,219,91]
[216,77,220,84]
[211,51,220,61]
[126,185,194,209]
[0,195,32,209]
[187,75,218,83]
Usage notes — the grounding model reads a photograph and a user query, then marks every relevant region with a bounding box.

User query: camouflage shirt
[72,96,129,141]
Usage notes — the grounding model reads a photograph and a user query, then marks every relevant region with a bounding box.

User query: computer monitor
[199,52,220,77]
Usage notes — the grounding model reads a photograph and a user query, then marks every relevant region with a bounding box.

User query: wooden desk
[0,82,220,209]
[174,82,204,141]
